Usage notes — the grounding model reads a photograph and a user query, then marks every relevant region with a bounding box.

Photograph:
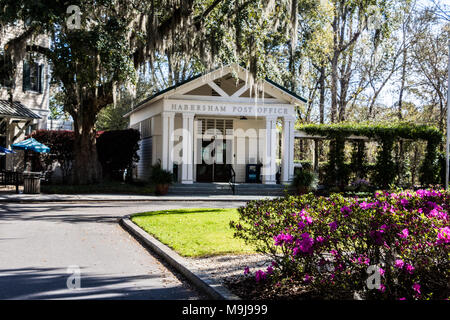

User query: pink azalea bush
[230,189,450,300]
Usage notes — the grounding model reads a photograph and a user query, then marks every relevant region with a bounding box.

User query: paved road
[0,200,246,299]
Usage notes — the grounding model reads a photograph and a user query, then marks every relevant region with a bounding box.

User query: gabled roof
[125,64,307,117]
[0,100,41,119]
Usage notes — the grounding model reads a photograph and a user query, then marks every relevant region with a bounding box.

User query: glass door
[195,118,234,182]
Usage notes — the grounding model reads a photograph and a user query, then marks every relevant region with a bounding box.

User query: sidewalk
[0,193,278,203]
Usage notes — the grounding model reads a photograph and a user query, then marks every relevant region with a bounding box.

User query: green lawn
[131,208,255,257]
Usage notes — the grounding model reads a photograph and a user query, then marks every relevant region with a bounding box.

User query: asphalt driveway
[0,200,246,299]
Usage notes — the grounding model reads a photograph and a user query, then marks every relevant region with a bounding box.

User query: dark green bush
[297,123,443,189]
[96,129,140,181]
[150,162,174,185]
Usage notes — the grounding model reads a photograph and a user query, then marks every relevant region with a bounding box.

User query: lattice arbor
[294,123,444,189]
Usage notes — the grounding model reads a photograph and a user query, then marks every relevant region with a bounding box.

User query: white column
[281,116,295,184]
[161,111,175,172]
[181,113,194,184]
[263,116,277,184]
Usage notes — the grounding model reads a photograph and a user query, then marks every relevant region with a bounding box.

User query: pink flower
[329,221,338,232]
[340,206,352,215]
[379,284,386,293]
[266,266,273,274]
[255,270,266,282]
[412,283,421,295]
[303,273,312,283]
[437,226,450,244]
[357,255,370,266]
[400,198,409,206]
[399,228,409,239]
[360,201,375,210]
[405,264,415,274]
[295,233,314,254]
[399,297,407,300]
[274,233,294,246]
[304,215,313,224]
[428,208,439,217]
[244,266,250,275]
[379,268,385,276]
[395,259,405,269]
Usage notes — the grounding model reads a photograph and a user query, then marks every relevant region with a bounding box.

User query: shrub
[298,122,443,188]
[230,190,449,300]
[96,129,140,181]
[292,170,318,193]
[150,162,174,185]
[31,129,140,182]
[31,130,75,182]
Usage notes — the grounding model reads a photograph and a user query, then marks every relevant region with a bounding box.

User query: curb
[0,195,274,203]
[119,217,241,300]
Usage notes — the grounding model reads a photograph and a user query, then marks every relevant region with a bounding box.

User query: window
[23,60,44,93]
[25,123,37,136]
[0,53,13,88]
[141,118,151,138]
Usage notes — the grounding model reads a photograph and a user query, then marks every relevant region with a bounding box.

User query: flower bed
[230,190,449,300]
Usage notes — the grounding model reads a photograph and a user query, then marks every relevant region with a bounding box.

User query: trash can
[245,164,262,183]
[23,172,41,194]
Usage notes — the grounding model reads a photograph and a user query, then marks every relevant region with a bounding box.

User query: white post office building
[126,65,306,186]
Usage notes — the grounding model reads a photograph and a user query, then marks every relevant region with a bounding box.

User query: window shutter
[23,61,30,91]
[38,64,44,93]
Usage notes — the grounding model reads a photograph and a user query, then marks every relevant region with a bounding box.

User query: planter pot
[155,184,169,195]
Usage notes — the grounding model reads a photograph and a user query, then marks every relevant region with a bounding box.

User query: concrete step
[169,183,289,196]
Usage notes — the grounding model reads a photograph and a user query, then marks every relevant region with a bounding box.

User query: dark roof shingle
[0,100,41,119]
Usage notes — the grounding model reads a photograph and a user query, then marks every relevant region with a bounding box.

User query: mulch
[224,275,354,300]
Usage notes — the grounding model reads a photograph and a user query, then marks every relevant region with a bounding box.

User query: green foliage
[297,123,443,188]
[150,162,174,185]
[230,190,450,300]
[96,103,130,131]
[350,141,368,180]
[419,136,441,186]
[292,169,318,190]
[325,137,351,187]
[373,135,396,188]
[30,130,74,183]
[96,129,140,181]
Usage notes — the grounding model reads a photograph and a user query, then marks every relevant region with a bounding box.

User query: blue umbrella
[11,138,50,153]
[0,146,15,154]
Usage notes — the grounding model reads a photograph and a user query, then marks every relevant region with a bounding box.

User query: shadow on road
[0,267,196,300]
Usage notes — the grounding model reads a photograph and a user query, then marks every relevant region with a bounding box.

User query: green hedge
[297,123,443,188]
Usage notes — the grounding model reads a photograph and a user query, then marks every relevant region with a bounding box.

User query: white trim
[207,81,229,97]
[231,84,249,97]
[170,94,283,104]
[124,64,306,118]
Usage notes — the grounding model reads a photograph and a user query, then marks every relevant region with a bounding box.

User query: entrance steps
[168,182,289,196]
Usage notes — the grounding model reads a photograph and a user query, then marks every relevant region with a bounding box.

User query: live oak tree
[0,0,303,184]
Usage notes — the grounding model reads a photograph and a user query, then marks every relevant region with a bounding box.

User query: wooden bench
[0,171,23,194]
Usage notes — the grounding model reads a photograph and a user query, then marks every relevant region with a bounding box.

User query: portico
[126,64,306,185]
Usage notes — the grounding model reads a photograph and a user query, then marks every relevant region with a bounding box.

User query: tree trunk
[71,103,102,184]
[319,66,325,124]
[398,46,407,120]
[330,53,339,123]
